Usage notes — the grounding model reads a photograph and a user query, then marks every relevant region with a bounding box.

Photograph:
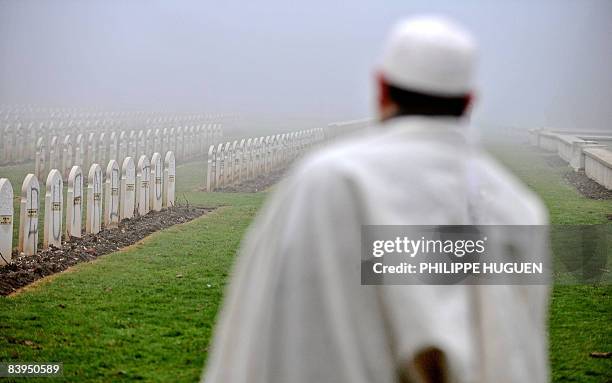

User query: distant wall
[528,128,612,190]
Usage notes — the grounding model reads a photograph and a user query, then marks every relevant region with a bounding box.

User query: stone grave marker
[98,132,107,167]
[66,166,83,238]
[176,127,184,161]
[44,169,63,249]
[150,152,163,211]
[104,160,120,228]
[109,131,118,163]
[18,174,40,255]
[163,151,176,207]
[86,164,103,234]
[87,133,97,170]
[62,135,73,179]
[35,137,47,180]
[136,155,151,216]
[0,178,14,265]
[118,131,128,165]
[238,139,246,181]
[129,131,137,159]
[206,145,217,192]
[245,138,253,179]
[120,157,136,220]
[49,136,60,172]
[75,134,84,168]
[216,143,224,187]
[138,130,146,157]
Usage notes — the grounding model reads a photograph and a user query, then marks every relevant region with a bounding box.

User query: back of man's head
[377,15,478,119]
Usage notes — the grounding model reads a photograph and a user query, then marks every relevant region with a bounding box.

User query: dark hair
[387,84,470,117]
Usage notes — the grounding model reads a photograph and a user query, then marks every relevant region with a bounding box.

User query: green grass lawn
[488,143,611,382]
[0,145,610,382]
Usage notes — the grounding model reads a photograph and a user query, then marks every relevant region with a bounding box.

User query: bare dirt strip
[540,152,612,200]
[0,205,214,296]
[563,170,612,200]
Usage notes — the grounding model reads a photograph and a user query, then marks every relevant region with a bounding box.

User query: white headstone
[176,127,184,161]
[0,178,14,265]
[216,143,224,187]
[35,137,47,180]
[18,174,40,255]
[129,131,137,159]
[120,157,136,220]
[118,131,128,165]
[238,139,246,181]
[169,128,176,158]
[145,130,152,157]
[109,131,118,163]
[206,145,217,191]
[162,128,169,154]
[66,166,83,238]
[43,169,63,249]
[154,129,161,155]
[245,138,253,179]
[62,135,73,179]
[49,136,60,172]
[98,132,107,167]
[104,160,120,228]
[75,134,84,168]
[163,151,176,207]
[136,155,150,216]
[150,152,163,211]
[87,133,97,171]
[86,164,103,234]
[138,130,146,157]
[225,142,234,185]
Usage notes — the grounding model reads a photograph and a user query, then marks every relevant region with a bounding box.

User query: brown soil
[216,169,288,193]
[563,170,612,200]
[0,205,214,296]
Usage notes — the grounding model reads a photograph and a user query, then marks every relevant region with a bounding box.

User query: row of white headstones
[0,115,225,165]
[205,129,325,191]
[0,151,176,265]
[33,125,223,181]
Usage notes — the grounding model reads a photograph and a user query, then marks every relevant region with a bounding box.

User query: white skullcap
[380,15,477,96]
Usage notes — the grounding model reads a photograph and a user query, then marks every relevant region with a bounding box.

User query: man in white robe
[202,15,549,383]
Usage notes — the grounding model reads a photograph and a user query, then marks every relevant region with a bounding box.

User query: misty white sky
[0,0,611,130]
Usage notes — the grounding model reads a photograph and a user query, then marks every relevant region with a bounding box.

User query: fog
[1,0,611,131]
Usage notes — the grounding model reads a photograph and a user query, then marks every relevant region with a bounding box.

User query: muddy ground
[0,205,214,296]
[563,170,612,200]
[540,152,612,200]
[216,169,288,193]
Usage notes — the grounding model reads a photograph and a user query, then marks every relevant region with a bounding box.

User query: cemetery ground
[0,147,610,382]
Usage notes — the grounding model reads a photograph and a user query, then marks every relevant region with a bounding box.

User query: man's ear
[376,72,397,121]
[376,72,390,107]
[463,92,475,116]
